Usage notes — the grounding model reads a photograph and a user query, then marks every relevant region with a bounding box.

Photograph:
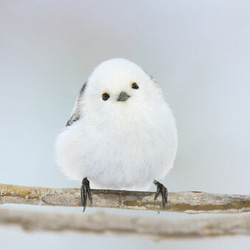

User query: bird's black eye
[102,92,110,101]
[131,82,139,89]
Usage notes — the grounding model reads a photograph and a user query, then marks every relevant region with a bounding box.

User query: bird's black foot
[153,180,168,211]
[81,177,92,212]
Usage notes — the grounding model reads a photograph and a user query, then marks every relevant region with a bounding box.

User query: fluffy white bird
[56,58,177,211]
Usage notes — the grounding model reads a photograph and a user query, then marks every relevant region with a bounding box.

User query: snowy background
[0,1,250,249]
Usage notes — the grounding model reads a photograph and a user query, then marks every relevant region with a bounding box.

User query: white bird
[56,58,177,211]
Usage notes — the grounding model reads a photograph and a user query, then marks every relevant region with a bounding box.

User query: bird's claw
[81,177,92,212]
[154,180,168,211]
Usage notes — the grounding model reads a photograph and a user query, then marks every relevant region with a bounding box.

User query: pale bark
[1,208,250,239]
[1,183,250,214]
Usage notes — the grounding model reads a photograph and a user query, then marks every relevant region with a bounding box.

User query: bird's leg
[81,177,92,212]
[153,180,168,211]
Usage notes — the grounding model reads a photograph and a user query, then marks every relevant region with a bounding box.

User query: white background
[0,1,250,249]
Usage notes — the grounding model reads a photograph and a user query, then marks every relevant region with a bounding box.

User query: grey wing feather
[66,82,87,127]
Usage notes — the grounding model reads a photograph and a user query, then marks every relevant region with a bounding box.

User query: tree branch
[1,183,250,214]
[1,208,250,239]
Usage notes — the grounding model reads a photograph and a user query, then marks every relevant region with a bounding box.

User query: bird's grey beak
[117,91,130,102]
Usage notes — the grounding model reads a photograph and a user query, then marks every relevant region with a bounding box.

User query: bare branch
[1,208,250,239]
[0,184,250,213]
[1,183,250,214]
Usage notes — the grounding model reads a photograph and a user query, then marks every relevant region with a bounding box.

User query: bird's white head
[81,58,166,126]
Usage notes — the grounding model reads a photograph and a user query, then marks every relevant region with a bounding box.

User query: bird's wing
[66,82,87,127]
